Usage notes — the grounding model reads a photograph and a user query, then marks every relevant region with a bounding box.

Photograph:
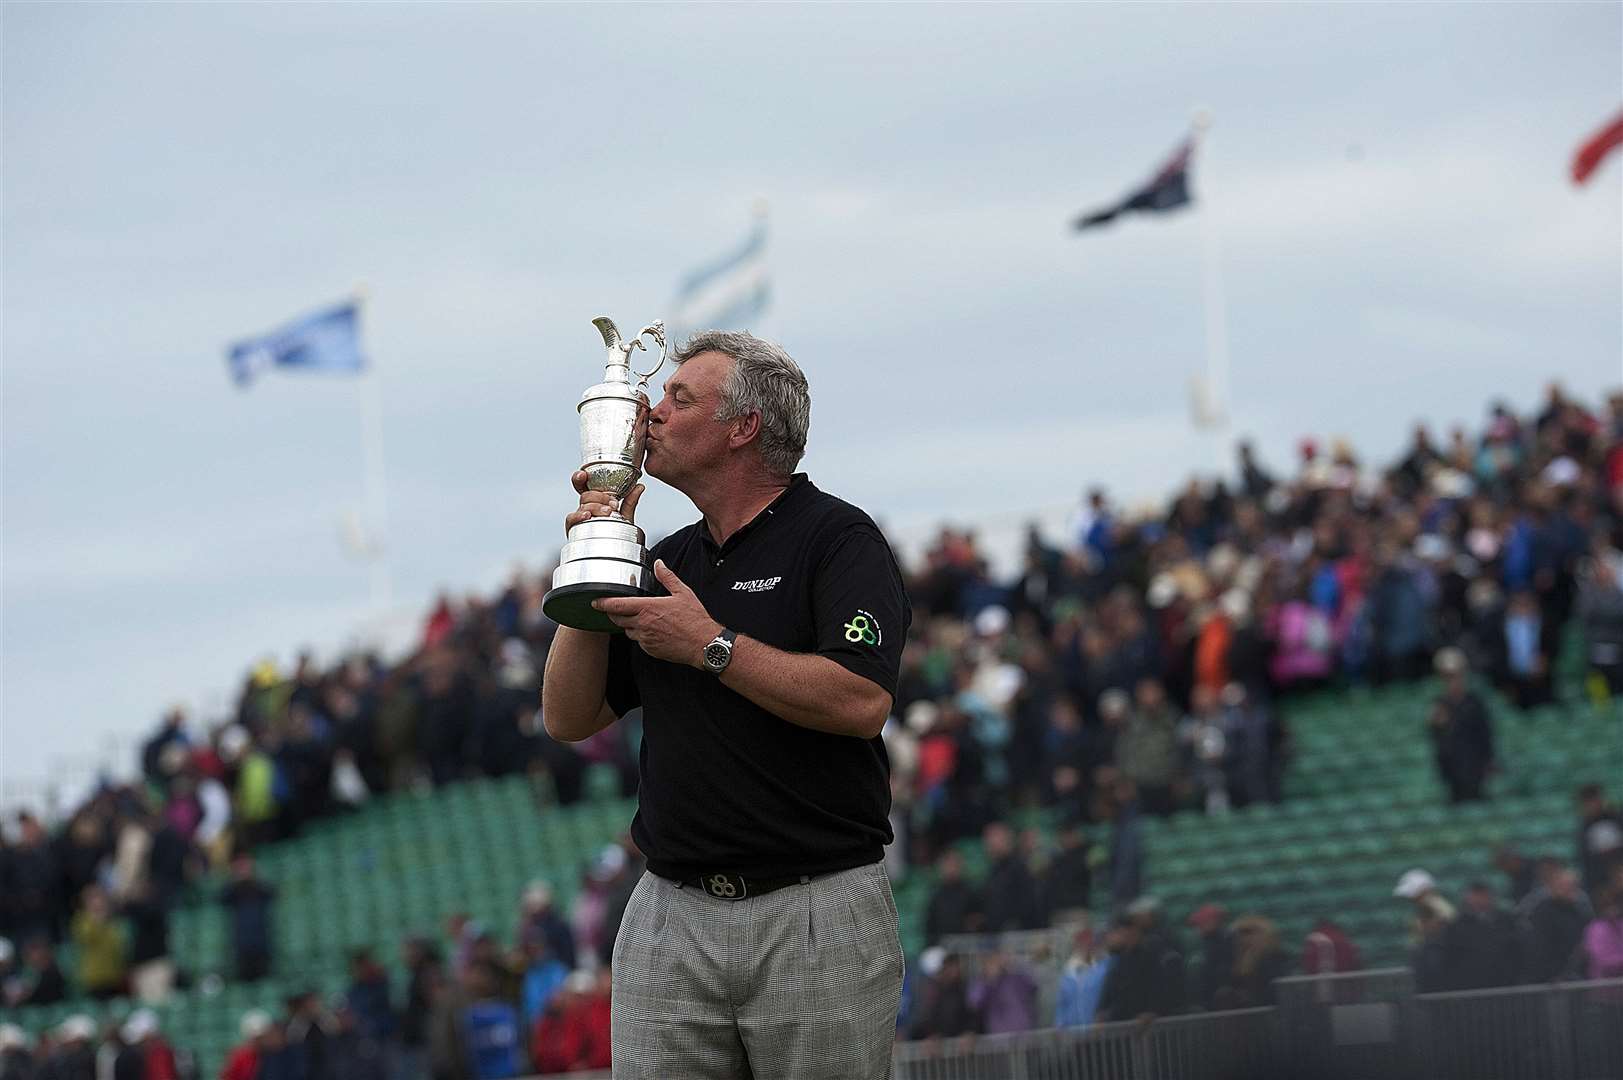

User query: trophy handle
[627,320,668,390]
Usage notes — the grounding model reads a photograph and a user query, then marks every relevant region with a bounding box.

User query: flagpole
[1194,107,1233,442]
[355,288,393,616]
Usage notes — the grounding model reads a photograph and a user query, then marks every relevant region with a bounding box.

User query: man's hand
[595,560,721,668]
[565,470,644,537]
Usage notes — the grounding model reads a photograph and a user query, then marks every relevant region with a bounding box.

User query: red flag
[1572,109,1623,185]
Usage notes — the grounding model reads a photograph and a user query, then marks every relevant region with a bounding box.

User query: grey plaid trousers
[610,861,904,1079]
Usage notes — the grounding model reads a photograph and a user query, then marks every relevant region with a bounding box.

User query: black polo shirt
[603,473,910,881]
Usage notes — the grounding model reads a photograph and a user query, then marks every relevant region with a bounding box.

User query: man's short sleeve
[604,632,641,718]
[812,525,910,697]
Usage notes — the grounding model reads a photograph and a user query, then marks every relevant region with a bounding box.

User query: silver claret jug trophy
[542,316,668,633]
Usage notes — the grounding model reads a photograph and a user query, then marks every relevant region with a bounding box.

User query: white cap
[0,1025,28,1051]
[523,880,553,910]
[122,1009,159,1043]
[240,1010,273,1040]
[1394,868,1436,899]
[59,1015,97,1042]
[1542,456,1581,487]
[904,701,939,735]
[919,946,946,977]
[591,844,626,879]
[1146,573,1178,609]
[566,969,595,994]
[973,605,1010,637]
[219,724,251,762]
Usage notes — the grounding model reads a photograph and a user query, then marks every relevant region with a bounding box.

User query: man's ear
[729,411,762,450]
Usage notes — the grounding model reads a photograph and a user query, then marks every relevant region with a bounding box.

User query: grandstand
[9,667,1617,1076]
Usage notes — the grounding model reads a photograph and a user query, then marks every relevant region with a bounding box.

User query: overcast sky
[4,3,1620,802]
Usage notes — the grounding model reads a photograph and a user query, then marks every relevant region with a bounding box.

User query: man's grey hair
[674,330,810,477]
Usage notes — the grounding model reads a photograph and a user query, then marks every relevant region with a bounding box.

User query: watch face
[705,642,730,670]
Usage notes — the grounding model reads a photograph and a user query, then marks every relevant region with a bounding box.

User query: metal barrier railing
[1415,977,1623,1080]
[892,1009,1276,1080]
[531,974,1623,1080]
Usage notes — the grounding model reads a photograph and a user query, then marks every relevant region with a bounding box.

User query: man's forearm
[541,627,613,742]
[718,635,891,738]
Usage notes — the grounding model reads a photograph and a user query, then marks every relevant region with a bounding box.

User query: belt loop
[799,875,810,885]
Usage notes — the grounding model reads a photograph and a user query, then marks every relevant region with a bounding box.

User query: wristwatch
[703,628,738,675]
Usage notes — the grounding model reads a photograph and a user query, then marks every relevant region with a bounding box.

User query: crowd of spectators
[899,794,1623,1042]
[1,847,636,1080]
[2,384,1621,1071]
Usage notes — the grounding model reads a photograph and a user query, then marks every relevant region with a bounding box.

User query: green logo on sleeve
[843,611,881,646]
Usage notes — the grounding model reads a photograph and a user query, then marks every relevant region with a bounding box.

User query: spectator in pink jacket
[1583,880,1623,981]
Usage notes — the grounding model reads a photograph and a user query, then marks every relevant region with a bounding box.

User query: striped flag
[227,299,364,388]
[669,207,770,344]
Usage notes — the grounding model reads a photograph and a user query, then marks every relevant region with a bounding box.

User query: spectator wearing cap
[127,1009,178,1080]
[567,846,624,966]
[529,968,607,1075]
[0,1024,33,1080]
[908,950,979,1040]
[1395,869,1455,993]
[1576,784,1623,893]
[516,881,576,972]
[1301,917,1362,978]
[1187,903,1232,1011]
[46,1016,97,1080]
[1426,649,1495,803]
[594,839,646,969]
[219,1006,272,1078]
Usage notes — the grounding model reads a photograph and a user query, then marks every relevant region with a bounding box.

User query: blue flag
[669,211,770,344]
[227,300,364,387]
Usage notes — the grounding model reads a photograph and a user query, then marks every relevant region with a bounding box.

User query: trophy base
[545,516,653,632]
[542,581,646,634]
